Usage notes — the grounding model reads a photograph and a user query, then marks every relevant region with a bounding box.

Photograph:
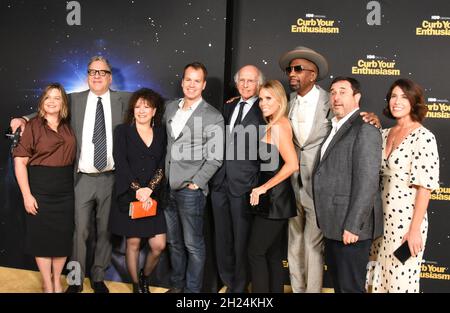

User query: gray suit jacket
[164,99,224,195]
[69,90,131,166]
[312,110,383,241]
[288,85,332,210]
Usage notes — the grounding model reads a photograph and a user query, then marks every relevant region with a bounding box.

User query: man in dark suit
[11,56,131,293]
[312,77,382,293]
[210,65,266,293]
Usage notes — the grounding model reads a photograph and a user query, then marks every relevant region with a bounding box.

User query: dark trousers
[324,238,372,293]
[248,215,287,293]
[210,181,252,292]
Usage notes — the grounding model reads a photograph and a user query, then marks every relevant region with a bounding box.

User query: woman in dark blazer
[108,88,166,293]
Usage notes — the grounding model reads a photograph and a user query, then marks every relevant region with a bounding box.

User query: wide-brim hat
[278,46,329,81]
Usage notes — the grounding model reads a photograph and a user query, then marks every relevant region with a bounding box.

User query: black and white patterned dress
[367,126,439,293]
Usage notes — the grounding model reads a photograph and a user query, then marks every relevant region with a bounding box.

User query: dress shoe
[165,287,183,293]
[91,281,109,293]
[65,284,83,293]
[138,269,150,293]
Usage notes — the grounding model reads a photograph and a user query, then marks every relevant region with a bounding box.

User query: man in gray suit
[11,56,131,293]
[312,77,382,293]
[163,62,224,293]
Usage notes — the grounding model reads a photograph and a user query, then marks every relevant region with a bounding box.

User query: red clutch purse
[129,198,157,219]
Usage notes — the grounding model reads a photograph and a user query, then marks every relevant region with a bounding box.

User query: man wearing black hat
[279,46,379,293]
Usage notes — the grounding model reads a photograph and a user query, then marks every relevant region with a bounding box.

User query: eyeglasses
[285,65,315,75]
[87,69,111,76]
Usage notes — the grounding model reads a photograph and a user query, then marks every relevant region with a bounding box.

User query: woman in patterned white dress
[367,79,439,293]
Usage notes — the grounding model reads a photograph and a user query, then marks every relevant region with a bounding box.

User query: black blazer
[113,123,167,199]
[210,98,266,197]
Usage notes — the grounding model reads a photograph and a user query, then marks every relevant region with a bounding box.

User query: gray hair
[233,66,265,87]
[87,55,112,71]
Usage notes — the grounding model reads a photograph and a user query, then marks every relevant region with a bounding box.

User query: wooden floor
[0,266,331,293]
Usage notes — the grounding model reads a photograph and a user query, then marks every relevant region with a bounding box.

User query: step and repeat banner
[230,0,450,292]
[0,0,449,293]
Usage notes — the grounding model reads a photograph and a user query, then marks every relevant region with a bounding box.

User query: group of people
[10,45,439,294]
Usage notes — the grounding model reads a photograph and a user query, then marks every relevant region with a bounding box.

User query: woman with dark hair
[108,88,167,293]
[13,83,76,292]
[367,79,439,293]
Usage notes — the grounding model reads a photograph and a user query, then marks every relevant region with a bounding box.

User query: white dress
[367,126,439,293]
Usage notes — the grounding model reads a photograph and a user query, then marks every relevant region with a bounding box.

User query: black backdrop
[1,0,449,292]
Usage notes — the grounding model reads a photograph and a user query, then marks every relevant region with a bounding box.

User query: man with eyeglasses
[10,56,131,293]
[210,65,266,293]
[278,46,380,293]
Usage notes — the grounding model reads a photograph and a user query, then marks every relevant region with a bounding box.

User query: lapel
[167,99,182,139]
[181,99,206,140]
[302,86,330,147]
[225,99,240,125]
[127,123,156,155]
[110,90,123,129]
[170,99,206,141]
[240,99,261,126]
[319,110,360,164]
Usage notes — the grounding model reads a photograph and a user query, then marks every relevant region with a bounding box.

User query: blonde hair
[260,80,287,132]
[37,83,70,121]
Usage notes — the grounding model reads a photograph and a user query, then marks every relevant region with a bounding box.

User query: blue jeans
[164,187,206,292]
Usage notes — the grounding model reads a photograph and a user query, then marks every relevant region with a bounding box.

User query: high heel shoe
[138,269,150,293]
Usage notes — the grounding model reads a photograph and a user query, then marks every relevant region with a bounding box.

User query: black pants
[210,181,252,292]
[248,215,287,293]
[324,238,372,293]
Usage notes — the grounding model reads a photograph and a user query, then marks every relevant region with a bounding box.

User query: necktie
[93,97,107,171]
[233,101,246,129]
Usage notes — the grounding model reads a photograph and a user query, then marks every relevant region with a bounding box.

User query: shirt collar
[239,95,258,106]
[297,85,320,104]
[178,97,203,111]
[88,90,110,100]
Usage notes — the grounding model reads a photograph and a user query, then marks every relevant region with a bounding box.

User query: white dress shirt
[320,108,359,160]
[171,98,202,139]
[290,86,320,146]
[229,96,258,132]
[78,90,114,173]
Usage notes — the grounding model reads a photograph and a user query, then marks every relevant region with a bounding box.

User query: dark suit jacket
[210,98,266,197]
[112,123,166,198]
[312,110,383,241]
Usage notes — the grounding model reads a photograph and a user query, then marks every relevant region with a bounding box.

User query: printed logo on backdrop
[431,187,450,201]
[421,261,450,281]
[351,55,400,76]
[426,97,450,119]
[291,13,339,34]
[416,15,450,36]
